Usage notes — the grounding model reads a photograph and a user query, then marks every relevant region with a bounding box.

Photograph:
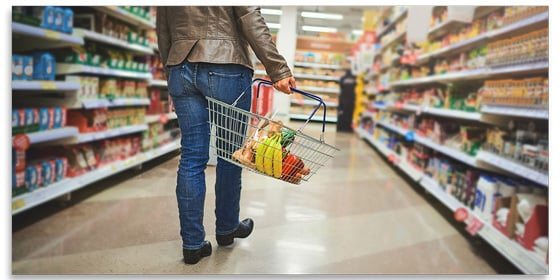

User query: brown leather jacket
[156,6,292,83]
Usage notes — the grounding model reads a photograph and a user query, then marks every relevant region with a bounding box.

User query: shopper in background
[157,6,296,265]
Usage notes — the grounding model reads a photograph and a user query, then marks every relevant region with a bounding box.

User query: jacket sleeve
[156,7,171,74]
[234,6,292,83]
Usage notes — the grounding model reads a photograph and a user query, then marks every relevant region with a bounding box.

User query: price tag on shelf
[39,81,57,90]
[395,102,404,109]
[12,199,25,211]
[43,30,61,40]
[465,215,484,236]
[159,114,169,124]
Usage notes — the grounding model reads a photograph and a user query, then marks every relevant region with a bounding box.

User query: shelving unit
[293,72,340,81]
[12,22,84,47]
[291,99,338,108]
[294,61,342,70]
[12,81,81,92]
[12,140,180,215]
[356,6,549,274]
[11,7,180,215]
[297,85,339,94]
[357,127,548,274]
[74,28,154,55]
[92,6,155,29]
[290,114,337,123]
[56,63,153,80]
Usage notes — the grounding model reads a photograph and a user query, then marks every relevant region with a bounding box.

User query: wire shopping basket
[207,78,339,185]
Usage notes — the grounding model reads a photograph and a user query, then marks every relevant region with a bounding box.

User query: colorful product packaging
[22,56,33,81]
[41,160,56,186]
[55,158,68,182]
[12,55,23,80]
[53,107,66,128]
[25,164,40,192]
[33,52,56,81]
[54,7,64,32]
[39,108,50,131]
[62,8,74,34]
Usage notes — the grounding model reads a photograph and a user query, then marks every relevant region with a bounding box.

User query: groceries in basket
[232,118,310,185]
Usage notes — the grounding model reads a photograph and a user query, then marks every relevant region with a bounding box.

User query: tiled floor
[12,125,518,274]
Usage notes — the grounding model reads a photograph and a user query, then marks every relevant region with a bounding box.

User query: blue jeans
[166,61,252,250]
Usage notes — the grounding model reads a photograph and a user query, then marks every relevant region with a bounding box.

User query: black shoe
[216,218,254,246]
[183,241,212,264]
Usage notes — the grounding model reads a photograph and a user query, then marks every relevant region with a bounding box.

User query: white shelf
[477,150,548,186]
[93,6,155,29]
[14,127,79,145]
[376,8,408,37]
[12,140,181,215]
[149,79,167,87]
[359,132,549,274]
[423,107,481,121]
[418,177,548,274]
[381,31,406,51]
[415,12,549,65]
[12,22,84,46]
[391,62,548,87]
[12,81,80,91]
[428,20,469,39]
[480,105,548,119]
[294,62,342,70]
[297,86,339,94]
[74,28,154,55]
[294,73,340,81]
[145,112,178,123]
[361,111,377,120]
[74,124,149,144]
[290,114,337,123]
[56,63,152,80]
[376,120,410,137]
[291,99,338,108]
[415,135,479,167]
[81,98,150,109]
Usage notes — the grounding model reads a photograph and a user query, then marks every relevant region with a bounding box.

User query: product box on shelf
[67,109,108,133]
[32,52,56,81]
[66,75,100,101]
[513,193,548,251]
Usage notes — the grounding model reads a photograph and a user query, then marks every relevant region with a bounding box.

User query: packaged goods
[55,158,68,182]
[53,107,66,128]
[62,8,74,34]
[32,52,56,81]
[22,55,33,80]
[12,55,23,80]
[41,160,56,186]
[38,6,56,30]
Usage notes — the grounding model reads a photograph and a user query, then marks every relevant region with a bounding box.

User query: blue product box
[24,108,38,127]
[33,52,56,81]
[62,8,73,34]
[54,7,64,32]
[53,107,63,128]
[25,165,38,192]
[22,56,33,81]
[41,160,55,187]
[12,55,23,80]
[40,6,56,30]
[39,108,50,131]
[55,158,67,182]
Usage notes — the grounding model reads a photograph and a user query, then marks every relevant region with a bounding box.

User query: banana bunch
[255,134,283,178]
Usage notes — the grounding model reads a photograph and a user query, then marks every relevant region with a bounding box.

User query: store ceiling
[262,6,382,35]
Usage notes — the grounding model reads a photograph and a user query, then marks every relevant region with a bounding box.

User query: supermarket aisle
[13,128,501,274]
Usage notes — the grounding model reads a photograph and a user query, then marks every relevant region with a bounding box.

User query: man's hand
[273,76,296,94]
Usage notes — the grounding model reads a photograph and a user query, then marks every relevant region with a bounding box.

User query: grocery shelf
[415,135,478,167]
[361,110,377,120]
[359,130,548,274]
[73,124,149,144]
[423,107,481,121]
[415,12,549,65]
[290,114,337,123]
[56,63,152,80]
[12,140,181,215]
[428,20,469,39]
[74,28,154,55]
[291,99,338,108]
[297,86,339,94]
[480,105,548,119]
[419,177,548,274]
[148,79,168,87]
[390,61,548,87]
[476,150,548,186]
[294,62,342,70]
[93,6,156,29]
[81,98,151,109]
[12,80,81,92]
[376,121,410,137]
[145,112,178,123]
[376,8,408,37]
[12,22,84,46]
[294,73,340,81]
[15,127,79,145]
[381,31,406,51]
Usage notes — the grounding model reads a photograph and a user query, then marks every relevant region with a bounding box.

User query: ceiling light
[352,29,363,35]
[301,11,343,20]
[302,25,338,33]
[261,8,282,15]
[267,23,281,29]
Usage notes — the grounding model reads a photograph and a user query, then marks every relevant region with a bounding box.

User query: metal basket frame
[207,78,339,184]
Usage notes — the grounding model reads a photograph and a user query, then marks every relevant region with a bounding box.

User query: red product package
[48,108,55,129]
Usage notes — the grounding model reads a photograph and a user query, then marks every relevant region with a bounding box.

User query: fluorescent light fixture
[267,23,281,29]
[352,29,364,35]
[301,11,343,20]
[261,8,282,15]
[302,25,338,33]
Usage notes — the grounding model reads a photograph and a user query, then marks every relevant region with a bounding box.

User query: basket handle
[234,78,328,142]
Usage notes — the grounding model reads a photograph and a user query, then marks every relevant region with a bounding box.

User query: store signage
[454,207,468,222]
[466,215,484,236]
